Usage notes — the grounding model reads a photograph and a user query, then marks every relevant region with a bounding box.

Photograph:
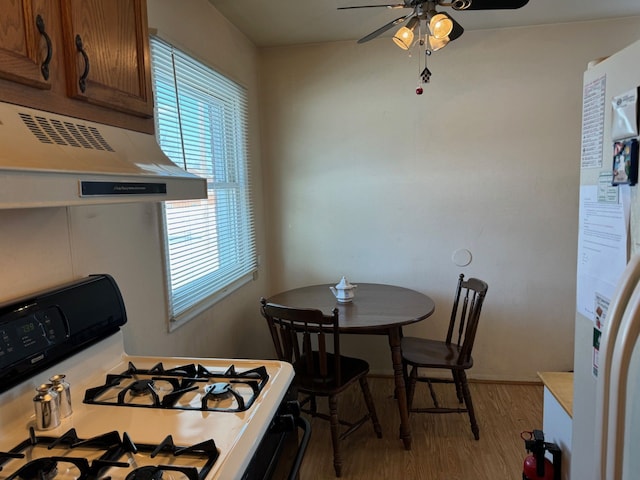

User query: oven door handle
[287,415,311,480]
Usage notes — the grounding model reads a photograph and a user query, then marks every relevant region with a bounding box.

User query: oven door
[242,400,311,480]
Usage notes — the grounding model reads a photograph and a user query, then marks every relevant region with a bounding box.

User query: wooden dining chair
[260,298,382,477]
[401,274,488,440]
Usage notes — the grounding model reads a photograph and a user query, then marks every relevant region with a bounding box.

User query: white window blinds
[150,36,256,324]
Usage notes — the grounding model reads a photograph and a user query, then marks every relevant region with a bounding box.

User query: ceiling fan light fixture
[428,35,449,52]
[428,11,453,39]
[392,17,420,50]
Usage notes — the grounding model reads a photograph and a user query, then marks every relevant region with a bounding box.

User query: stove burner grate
[83,362,269,412]
[15,457,58,480]
[0,428,218,480]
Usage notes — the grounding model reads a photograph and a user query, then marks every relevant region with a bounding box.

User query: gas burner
[201,382,247,411]
[117,379,162,407]
[129,379,156,396]
[204,383,231,397]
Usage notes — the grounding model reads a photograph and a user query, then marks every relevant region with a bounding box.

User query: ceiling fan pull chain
[416,35,425,95]
[425,34,433,56]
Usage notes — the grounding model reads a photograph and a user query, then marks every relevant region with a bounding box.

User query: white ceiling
[207,0,640,47]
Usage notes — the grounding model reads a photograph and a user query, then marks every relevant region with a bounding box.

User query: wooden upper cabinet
[60,0,153,118]
[0,0,154,133]
[0,0,54,89]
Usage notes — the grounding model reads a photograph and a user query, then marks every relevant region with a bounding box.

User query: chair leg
[359,376,382,438]
[402,359,410,401]
[407,366,418,410]
[328,394,343,477]
[459,370,480,440]
[452,370,464,404]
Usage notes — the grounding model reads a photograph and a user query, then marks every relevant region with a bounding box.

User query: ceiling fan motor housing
[451,1,472,10]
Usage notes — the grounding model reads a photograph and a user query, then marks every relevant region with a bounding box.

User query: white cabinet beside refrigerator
[539,372,573,480]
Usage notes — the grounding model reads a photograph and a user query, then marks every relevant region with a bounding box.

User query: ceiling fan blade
[448,16,464,41]
[337,4,407,9]
[462,0,529,10]
[356,13,413,44]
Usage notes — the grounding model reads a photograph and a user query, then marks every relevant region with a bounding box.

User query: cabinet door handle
[75,34,90,93]
[35,15,52,81]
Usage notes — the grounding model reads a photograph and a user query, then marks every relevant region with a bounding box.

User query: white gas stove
[0,275,305,480]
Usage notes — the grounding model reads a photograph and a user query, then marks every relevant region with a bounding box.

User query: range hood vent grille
[19,113,115,152]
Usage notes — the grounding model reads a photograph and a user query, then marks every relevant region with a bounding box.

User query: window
[150,36,256,327]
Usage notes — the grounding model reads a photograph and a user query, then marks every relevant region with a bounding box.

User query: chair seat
[401,336,473,370]
[294,351,370,395]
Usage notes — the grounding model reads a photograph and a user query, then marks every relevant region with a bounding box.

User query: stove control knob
[282,400,301,417]
[273,413,296,433]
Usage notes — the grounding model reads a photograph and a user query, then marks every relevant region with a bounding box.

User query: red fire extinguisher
[521,430,562,480]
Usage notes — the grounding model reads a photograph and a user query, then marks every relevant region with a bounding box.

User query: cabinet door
[0,0,54,89]
[60,0,153,118]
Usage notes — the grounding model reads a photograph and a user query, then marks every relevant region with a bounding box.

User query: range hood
[0,102,207,209]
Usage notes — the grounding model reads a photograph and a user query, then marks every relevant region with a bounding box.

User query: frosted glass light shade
[393,27,414,50]
[392,17,419,50]
[429,35,449,51]
[429,13,453,39]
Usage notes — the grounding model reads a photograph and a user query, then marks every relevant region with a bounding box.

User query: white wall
[258,18,640,380]
[0,0,274,361]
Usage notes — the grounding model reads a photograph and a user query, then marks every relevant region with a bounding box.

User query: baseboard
[367,373,543,386]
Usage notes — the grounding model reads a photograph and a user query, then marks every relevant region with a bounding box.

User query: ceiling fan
[338,0,530,92]
[339,0,530,45]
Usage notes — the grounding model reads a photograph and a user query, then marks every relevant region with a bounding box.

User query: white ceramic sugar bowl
[329,276,357,303]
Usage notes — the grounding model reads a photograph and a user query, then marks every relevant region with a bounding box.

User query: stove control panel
[0,274,127,393]
[0,306,68,371]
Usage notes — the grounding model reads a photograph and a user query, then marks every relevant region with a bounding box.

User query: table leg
[388,327,411,450]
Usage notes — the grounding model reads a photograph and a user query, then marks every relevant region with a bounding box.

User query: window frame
[149,35,257,331]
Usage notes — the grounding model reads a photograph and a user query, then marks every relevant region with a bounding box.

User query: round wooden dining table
[266,283,436,450]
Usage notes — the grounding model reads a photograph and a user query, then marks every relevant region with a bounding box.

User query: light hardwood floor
[298,377,543,479]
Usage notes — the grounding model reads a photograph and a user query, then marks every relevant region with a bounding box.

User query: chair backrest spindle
[456,289,470,347]
[442,275,489,365]
[447,273,465,344]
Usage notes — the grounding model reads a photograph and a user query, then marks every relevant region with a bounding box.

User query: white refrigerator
[574,37,640,480]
